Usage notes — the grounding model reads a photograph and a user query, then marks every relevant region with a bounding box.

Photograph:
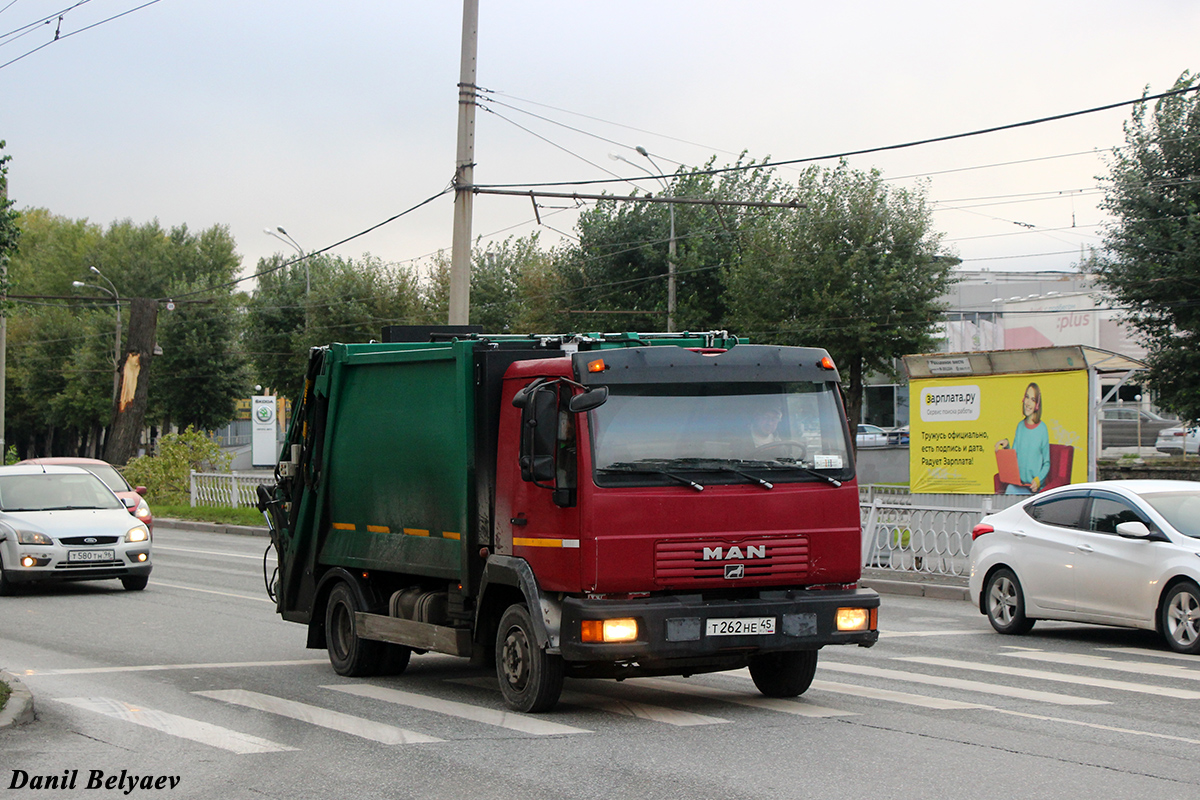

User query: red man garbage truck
[260,330,878,712]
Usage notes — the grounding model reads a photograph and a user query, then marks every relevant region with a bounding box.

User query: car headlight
[16,530,53,545]
[135,499,151,518]
[125,526,150,543]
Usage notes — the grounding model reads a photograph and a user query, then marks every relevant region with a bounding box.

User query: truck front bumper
[557,587,879,667]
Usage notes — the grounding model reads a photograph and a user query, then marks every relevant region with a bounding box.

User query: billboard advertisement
[910,369,1089,494]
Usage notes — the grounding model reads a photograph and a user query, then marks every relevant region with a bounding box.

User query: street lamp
[73,265,121,405]
[263,226,308,296]
[609,147,677,332]
[264,226,310,331]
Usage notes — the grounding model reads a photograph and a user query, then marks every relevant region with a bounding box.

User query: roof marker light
[587,359,607,373]
[819,356,835,370]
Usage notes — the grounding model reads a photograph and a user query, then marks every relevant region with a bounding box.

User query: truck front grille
[654,536,809,585]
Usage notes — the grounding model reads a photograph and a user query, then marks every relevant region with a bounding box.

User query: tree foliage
[6,213,249,456]
[556,155,778,332]
[726,161,956,433]
[244,253,424,400]
[1093,72,1200,421]
[0,141,19,296]
[122,426,232,504]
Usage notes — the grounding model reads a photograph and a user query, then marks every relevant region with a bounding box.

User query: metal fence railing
[858,486,1024,577]
[189,471,272,508]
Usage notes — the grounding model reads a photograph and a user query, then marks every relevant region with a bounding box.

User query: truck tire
[496,603,564,713]
[325,582,383,677]
[748,649,818,697]
[380,644,413,676]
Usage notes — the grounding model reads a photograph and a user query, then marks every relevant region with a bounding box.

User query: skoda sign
[251,395,277,467]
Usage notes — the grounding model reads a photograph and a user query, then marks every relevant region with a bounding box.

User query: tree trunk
[104,298,159,466]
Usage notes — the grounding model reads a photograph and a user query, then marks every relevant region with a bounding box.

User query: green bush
[123,426,232,505]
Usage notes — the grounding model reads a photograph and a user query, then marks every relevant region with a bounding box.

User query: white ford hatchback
[0,464,152,594]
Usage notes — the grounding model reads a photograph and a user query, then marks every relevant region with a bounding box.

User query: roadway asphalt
[0,518,968,729]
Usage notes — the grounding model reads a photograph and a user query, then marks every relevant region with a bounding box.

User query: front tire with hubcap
[325,582,383,676]
[984,567,1035,635]
[495,603,564,713]
[748,649,818,697]
[1161,582,1200,655]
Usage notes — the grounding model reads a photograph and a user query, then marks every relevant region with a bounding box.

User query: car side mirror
[135,486,148,496]
[1116,520,1152,539]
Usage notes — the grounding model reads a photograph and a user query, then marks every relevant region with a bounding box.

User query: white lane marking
[631,677,854,717]
[878,630,983,638]
[560,689,730,726]
[448,677,730,726]
[324,684,591,736]
[56,697,295,754]
[809,679,987,710]
[1002,648,1200,681]
[147,580,273,603]
[820,661,1107,705]
[1098,646,1200,663]
[195,690,441,744]
[991,707,1200,746]
[153,545,267,561]
[26,659,327,677]
[900,655,1200,700]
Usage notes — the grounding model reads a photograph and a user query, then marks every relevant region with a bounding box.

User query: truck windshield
[589,381,853,487]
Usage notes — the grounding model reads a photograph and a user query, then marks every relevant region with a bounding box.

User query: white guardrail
[859,485,1025,577]
[188,474,1020,578]
[189,471,272,508]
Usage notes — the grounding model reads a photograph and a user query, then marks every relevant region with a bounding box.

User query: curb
[0,671,35,728]
[157,518,269,537]
[861,577,970,602]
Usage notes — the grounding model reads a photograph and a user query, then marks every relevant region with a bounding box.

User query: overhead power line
[474,85,1200,192]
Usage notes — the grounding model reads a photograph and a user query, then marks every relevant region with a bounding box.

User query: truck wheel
[380,644,413,676]
[326,582,383,677]
[496,603,564,713]
[748,650,818,697]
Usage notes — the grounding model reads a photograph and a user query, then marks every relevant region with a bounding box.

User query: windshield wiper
[597,462,705,491]
[734,460,843,487]
[643,458,774,490]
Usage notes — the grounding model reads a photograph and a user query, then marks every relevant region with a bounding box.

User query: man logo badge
[724,564,745,580]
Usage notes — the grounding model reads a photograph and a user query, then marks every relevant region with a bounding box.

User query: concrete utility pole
[449,0,479,324]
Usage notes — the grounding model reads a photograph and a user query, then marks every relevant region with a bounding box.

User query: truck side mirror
[568,386,608,413]
[519,386,558,484]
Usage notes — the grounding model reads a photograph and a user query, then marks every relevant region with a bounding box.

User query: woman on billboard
[995,382,1050,494]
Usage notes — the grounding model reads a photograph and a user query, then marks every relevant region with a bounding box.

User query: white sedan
[969,480,1200,654]
[0,464,152,594]
[856,424,890,448]
[1155,425,1200,455]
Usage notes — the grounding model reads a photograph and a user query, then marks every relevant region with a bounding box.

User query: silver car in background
[0,464,152,594]
[969,480,1200,654]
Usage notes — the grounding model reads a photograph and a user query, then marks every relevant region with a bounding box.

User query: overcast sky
[3,1,1197,304]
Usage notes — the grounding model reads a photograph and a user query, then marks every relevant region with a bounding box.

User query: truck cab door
[496,379,582,593]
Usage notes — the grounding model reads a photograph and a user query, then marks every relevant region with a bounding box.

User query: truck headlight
[581,618,639,643]
[836,607,872,632]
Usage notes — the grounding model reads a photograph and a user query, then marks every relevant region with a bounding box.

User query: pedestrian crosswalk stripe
[56,697,296,754]
[820,661,1107,705]
[1097,646,1200,664]
[809,679,988,710]
[901,655,1200,700]
[324,684,591,735]
[1001,648,1200,682]
[447,677,731,725]
[195,690,442,744]
[559,688,730,725]
[630,677,854,717]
